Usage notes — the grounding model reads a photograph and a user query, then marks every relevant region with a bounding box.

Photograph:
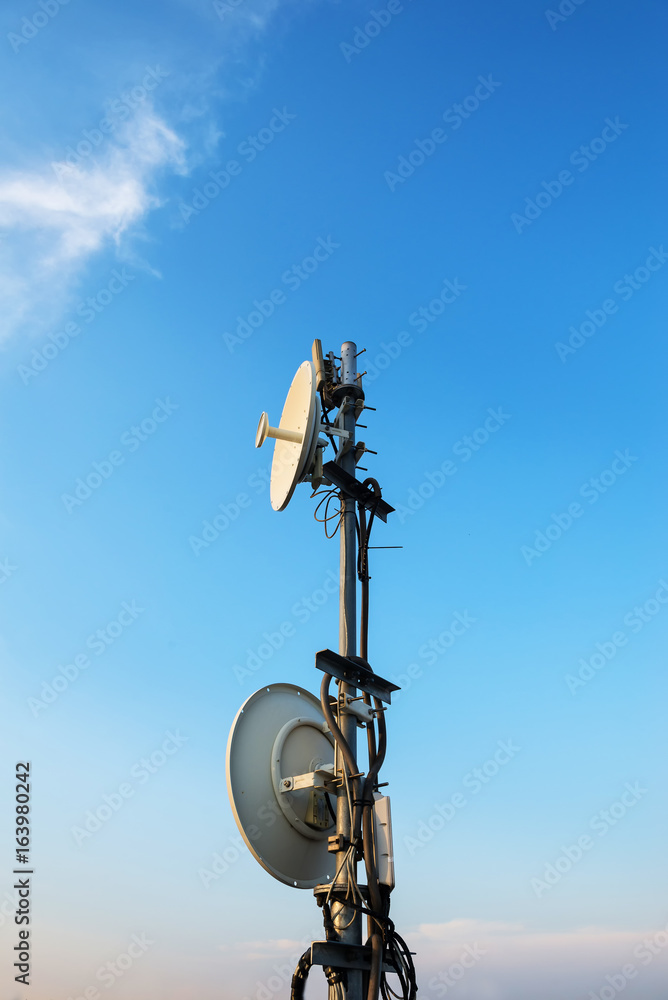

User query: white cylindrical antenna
[255,412,303,448]
[312,339,326,392]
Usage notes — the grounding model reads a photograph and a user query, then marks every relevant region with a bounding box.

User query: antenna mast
[333,341,364,998]
[227,340,416,1000]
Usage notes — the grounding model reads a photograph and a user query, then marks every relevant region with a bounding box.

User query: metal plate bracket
[315,649,400,704]
[310,940,396,973]
[280,765,336,792]
[321,462,394,521]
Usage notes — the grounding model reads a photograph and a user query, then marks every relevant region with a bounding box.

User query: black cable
[328,655,409,977]
[358,505,370,662]
[363,803,384,932]
[373,696,387,775]
[325,897,417,1000]
[355,480,397,1000]
[320,674,358,777]
[358,478,382,662]
[321,900,336,939]
[323,893,391,927]
[385,932,417,1000]
[364,695,377,778]
[361,706,387,1000]
[319,672,361,838]
[290,950,312,1000]
[391,934,418,999]
[325,890,417,997]
[368,931,383,1000]
[313,488,343,538]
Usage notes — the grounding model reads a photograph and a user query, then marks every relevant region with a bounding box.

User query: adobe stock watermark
[8,0,72,54]
[565,579,668,694]
[188,452,294,555]
[384,75,501,192]
[200,796,333,888]
[200,804,291,890]
[511,117,628,234]
[0,557,17,585]
[189,493,251,554]
[521,449,637,566]
[428,942,488,996]
[17,267,135,384]
[61,397,179,513]
[52,66,170,181]
[545,0,588,32]
[232,927,325,1000]
[390,611,478,695]
[339,0,414,62]
[364,276,467,383]
[179,107,296,224]
[404,740,521,855]
[233,570,338,683]
[27,601,145,717]
[63,933,154,999]
[70,730,189,846]
[555,246,667,362]
[394,407,510,524]
[199,832,249,888]
[222,236,340,353]
[531,782,647,898]
[588,920,668,1000]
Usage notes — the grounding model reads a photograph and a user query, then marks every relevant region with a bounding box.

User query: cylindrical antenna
[312,339,326,392]
[255,412,303,448]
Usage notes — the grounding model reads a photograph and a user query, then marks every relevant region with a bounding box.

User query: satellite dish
[226,683,337,888]
[256,361,321,511]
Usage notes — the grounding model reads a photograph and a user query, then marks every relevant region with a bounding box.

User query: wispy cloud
[0,108,187,343]
[218,936,306,960]
[0,0,316,346]
[407,919,668,999]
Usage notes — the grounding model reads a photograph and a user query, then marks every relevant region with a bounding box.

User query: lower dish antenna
[226,683,337,888]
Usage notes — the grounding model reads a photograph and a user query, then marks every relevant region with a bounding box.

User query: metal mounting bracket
[315,649,400,704]
[319,422,350,440]
[341,696,375,724]
[280,764,336,793]
[310,941,396,973]
[321,462,394,521]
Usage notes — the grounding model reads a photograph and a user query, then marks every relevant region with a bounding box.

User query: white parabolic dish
[226,683,336,888]
[268,361,320,511]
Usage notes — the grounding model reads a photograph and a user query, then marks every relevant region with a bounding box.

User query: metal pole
[333,341,363,999]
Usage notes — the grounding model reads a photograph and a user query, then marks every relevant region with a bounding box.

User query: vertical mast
[333,341,363,999]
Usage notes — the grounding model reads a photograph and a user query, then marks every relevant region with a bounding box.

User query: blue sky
[1,1,667,998]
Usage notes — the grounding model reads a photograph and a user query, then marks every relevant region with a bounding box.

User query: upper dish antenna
[256,361,321,511]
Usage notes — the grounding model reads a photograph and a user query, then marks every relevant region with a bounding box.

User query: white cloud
[218,936,309,960]
[0,0,317,347]
[406,918,668,999]
[0,107,186,344]
[415,919,525,942]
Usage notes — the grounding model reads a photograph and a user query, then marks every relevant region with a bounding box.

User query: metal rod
[334,340,363,1000]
